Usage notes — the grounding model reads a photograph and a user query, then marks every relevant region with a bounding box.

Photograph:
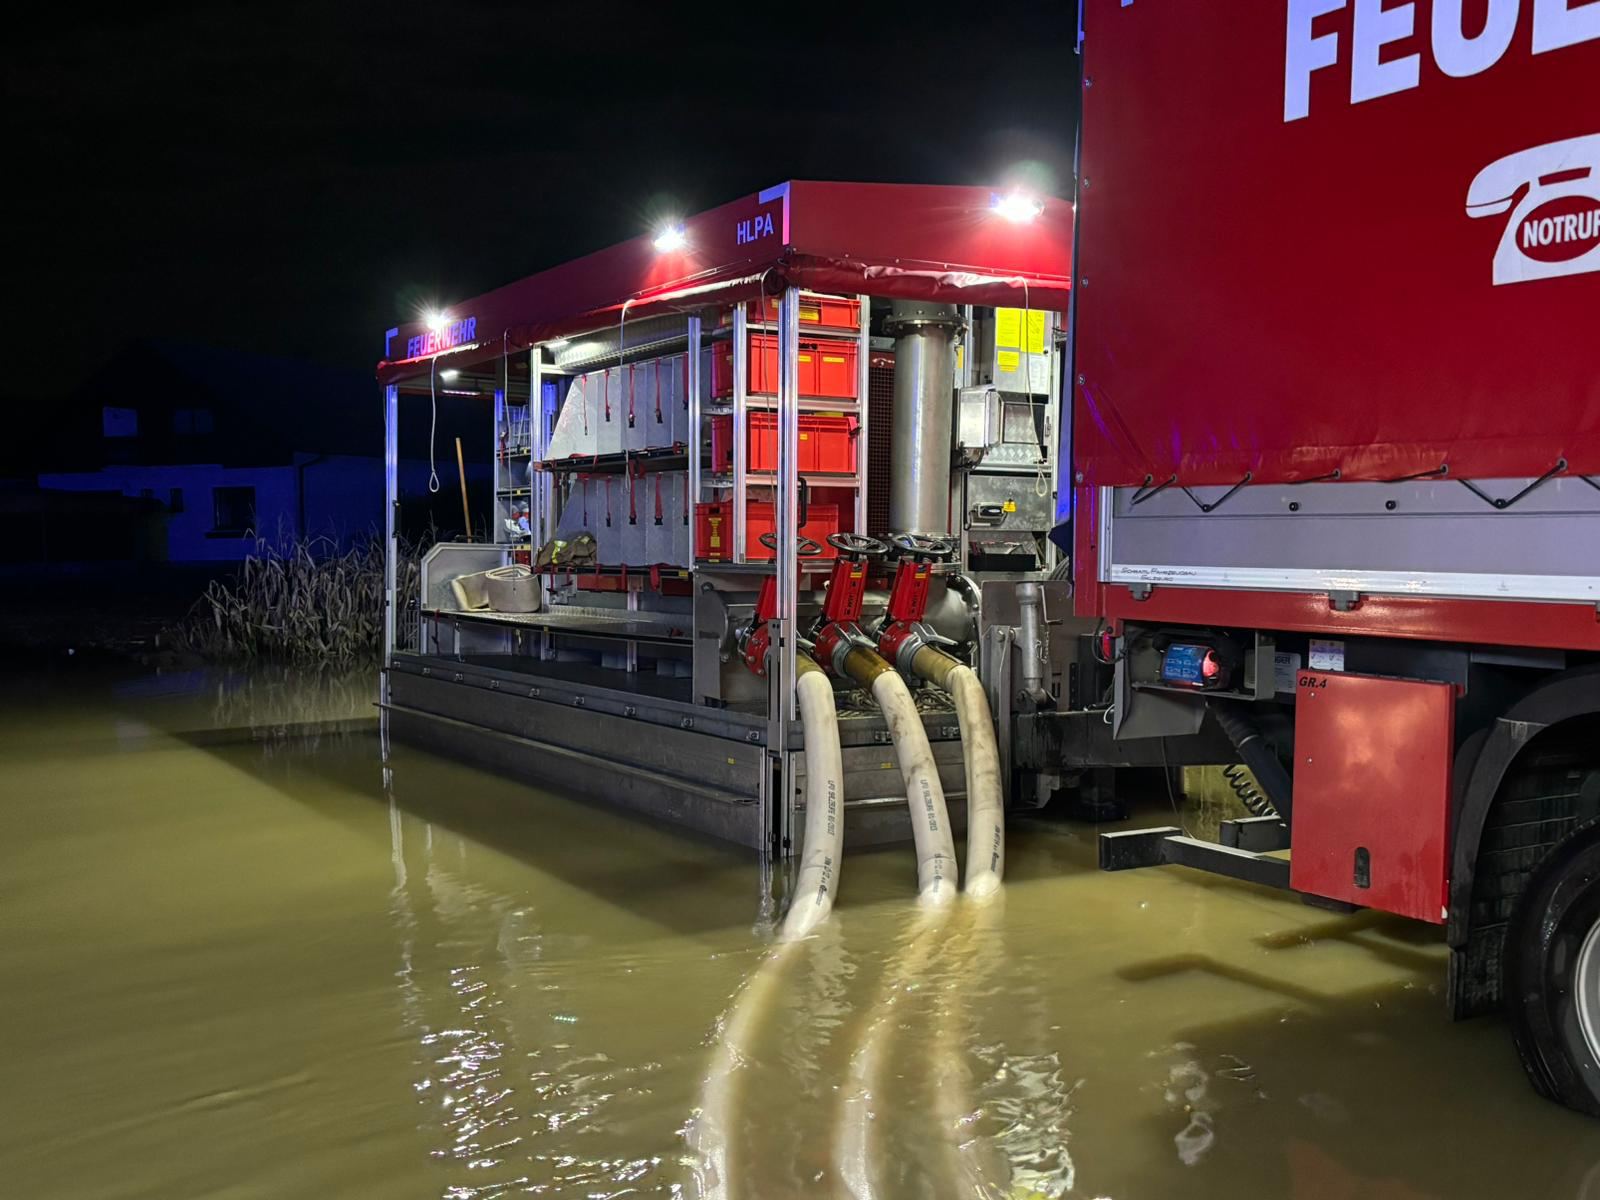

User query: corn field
[170,534,422,665]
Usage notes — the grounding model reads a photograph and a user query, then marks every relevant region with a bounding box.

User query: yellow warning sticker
[997,349,1020,373]
[996,307,1020,349]
[995,308,1048,354]
[1025,311,1047,354]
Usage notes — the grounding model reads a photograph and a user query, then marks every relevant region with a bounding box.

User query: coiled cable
[1222,764,1278,819]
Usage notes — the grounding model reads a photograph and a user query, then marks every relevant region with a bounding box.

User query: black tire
[1505,823,1600,1116]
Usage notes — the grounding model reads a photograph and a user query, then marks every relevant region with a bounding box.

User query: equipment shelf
[704,471,861,488]
[703,397,860,415]
[534,447,690,476]
[421,605,691,646]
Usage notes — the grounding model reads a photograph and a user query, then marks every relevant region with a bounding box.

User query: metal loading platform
[375,181,1074,859]
[386,652,971,852]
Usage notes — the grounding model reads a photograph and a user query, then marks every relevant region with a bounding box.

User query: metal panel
[383,383,399,676]
[1104,477,1600,604]
[810,740,969,806]
[546,313,690,373]
[770,286,802,859]
[1290,670,1455,923]
[1098,580,1600,654]
[389,670,764,794]
[386,705,765,849]
[686,318,702,527]
[965,473,1054,534]
[731,303,750,562]
[855,293,870,533]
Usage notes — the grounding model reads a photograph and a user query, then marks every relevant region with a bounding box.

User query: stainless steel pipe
[887,300,961,537]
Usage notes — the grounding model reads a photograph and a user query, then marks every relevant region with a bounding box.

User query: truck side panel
[1073,1,1600,493]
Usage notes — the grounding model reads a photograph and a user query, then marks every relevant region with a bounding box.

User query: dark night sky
[5,2,1079,395]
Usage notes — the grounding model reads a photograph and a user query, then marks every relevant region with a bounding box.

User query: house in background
[29,341,489,562]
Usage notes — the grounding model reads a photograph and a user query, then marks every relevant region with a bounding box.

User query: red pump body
[877,558,934,665]
[821,557,870,626]
[812,557,871,678]
[740,575,779,677]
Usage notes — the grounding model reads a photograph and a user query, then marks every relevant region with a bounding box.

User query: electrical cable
[428,356,441,494]
[1223,764,1278,818]
[1019,279,1050,501]
[1159,737,1193,837]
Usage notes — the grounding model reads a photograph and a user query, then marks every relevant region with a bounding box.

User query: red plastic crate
[711,335,859,400]
[695,500,842,561]
[709,413,858,473]
[724,294,862,331]
[805,414,857,473]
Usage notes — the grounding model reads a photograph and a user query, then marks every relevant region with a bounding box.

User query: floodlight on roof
[990,191,1044,223]
[653,223,687,252]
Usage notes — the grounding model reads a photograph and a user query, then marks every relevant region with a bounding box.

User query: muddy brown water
[3,665,1597,1199]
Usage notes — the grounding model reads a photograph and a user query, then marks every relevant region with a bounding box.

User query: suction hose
[839,644,958,905]
[910,646,1005,898]
[780,655,847,942]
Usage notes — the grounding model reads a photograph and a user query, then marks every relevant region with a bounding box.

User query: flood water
[4,664,1598,1199]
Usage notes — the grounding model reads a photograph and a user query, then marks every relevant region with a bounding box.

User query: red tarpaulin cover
[1075,0,1600,487]
[377,181,1073,383]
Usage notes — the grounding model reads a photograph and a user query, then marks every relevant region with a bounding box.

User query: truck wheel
[1505,826,1600,1116]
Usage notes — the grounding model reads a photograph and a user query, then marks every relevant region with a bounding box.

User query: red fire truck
[1045,0,1600,1114]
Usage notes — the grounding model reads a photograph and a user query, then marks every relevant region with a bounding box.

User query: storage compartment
[592,476,621,564]
[545,373,598,460]
[711,335,859,400]
[644,472,673,565]
[695,500,842,562]
[594,367,623,457]
[723,294,862,332]
[709,412,858,474]
[622,361,651,454]
[805,414,857,473]
[618,470,647,565]
[1289,670,1455,923]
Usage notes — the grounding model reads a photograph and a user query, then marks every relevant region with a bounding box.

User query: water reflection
[3,666,1600,1199]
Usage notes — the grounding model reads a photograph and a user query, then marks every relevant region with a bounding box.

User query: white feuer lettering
[1432,0,1518,76]
[1285,0,1347,121]
[1533,0,1600,53]
[1285,0,1600,122]
[1351,0,1419,104]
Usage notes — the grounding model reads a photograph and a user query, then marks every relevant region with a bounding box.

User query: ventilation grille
[865,352,895,537]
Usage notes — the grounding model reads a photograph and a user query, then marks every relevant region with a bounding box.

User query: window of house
[211,486,256,535]
[102,406,138,437]
[169,488,184,513]
[173,408,214,435]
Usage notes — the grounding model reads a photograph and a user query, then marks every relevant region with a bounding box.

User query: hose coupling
[815,621,878,680]
[878,619,958,677]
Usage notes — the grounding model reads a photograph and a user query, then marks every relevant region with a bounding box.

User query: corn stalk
[169,532,426,665]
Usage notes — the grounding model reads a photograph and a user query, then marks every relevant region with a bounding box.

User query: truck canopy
[378,181,1073,385]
